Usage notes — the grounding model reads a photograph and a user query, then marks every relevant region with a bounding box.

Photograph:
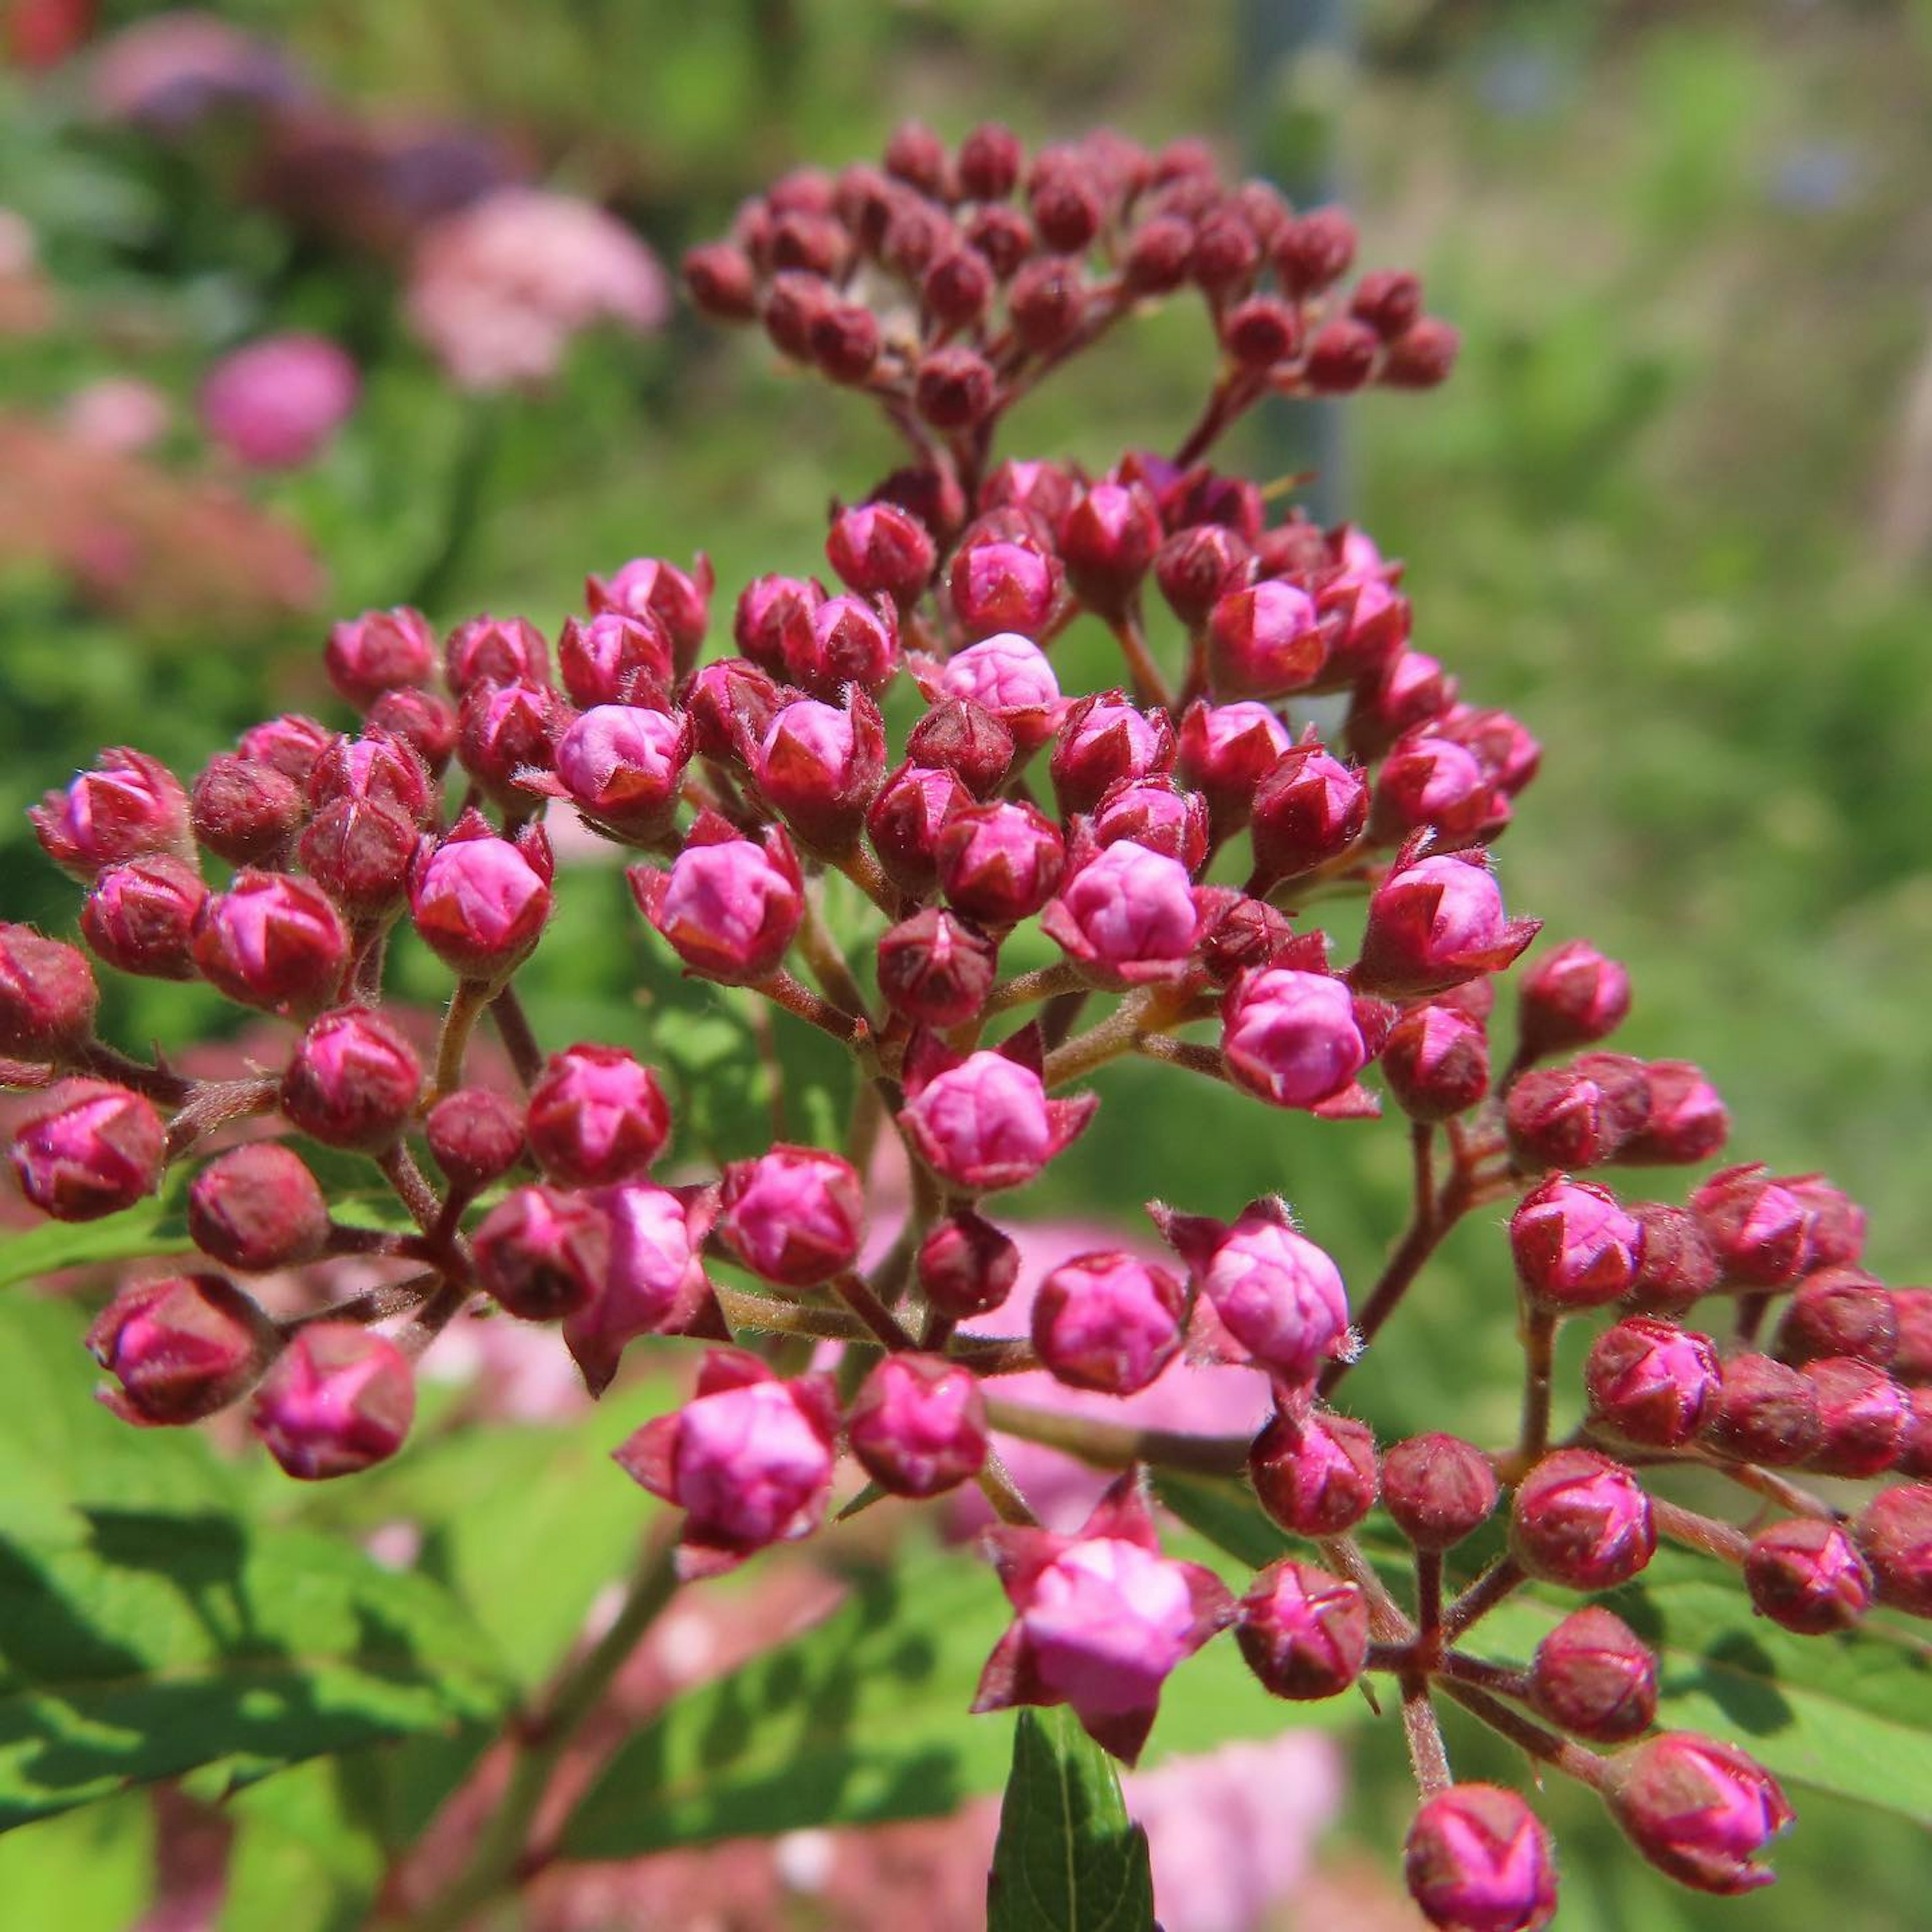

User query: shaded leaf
[0,1192,192,1291]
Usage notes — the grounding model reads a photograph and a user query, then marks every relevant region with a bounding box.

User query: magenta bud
[1176,700,1292,838]
[558,611,674,710]
[719,1144,864,1287]
[1370,733,1497,844]
[1381,1433,1499,1551]
[1249,1407,1378,1538]
[1620,1060,1730,1166]
[1518,939,1631,1061]
[280,1006,421,1151]
[629,819,802,986]
[753,689,888,850]
[193,870,348,1015]
[1403,1785,1557,1932]
[1089,776,1210,873]
[410,817,553,982]
[1220,967,1369,1111]
[1505,1061,1645,1171]
[1787,1173,1867,1270]
[585,553,712,679]
[918,1210,1020,1319]
[473,1184,609,1321]
[932,633,1064,752]
[1802,1357,1907,1477]
[915,345,996,430]
[937,799,1065,925]
[1356,853,1538,998]
[685,659,784,764]
[1249,742,1370,888]
[299,799,416,915]
[1899,1388,1932,1478]
[1893,1289,1932,1383]
[1746,1517,1873,1634]
[905,697,1016,797]
[325,607,435,710]
[425,1087,526,1195]
[253,1323,414,1480]
[733,575,824,678]
[826,502,935,607]
[1510,1448,1655,1589]
[12,1078,163,1222]
[306,731,434,826]
[1510,1174,1643,1310]
[866,762,970,896]
[1607,1734,1792,1895]
[1154,524,1255,630]
[613,1348,838,1574]
[848,1352,988,1498]
[86,1273,276,1425]
[1855,1483,1932,1615]
[1692,1164,1814,1287]
[947,534,1064,643]
[981,459,1080,526]
[779,593,900,697]
[1382,1004,1489,1122]
[81,855,208,981]
[525,1044,669,1189]
[1623,1202,1721,1314]
[1349,649,1458,760]
[444,613,548,695]
[1050,693,1175,818]
[555,704,691,841]
[0,924,99,1055]
[1041,840,1201,989]
[900,1039,1096,1194]
[187,1143,329,1273]
[239,714,333,787]
[1205,580,1327,699]
[562,1181,719,1394]
[1529,1606,1657,1743]
[32,747,190,881]
[366,688,457,775]
[190,755,303,867]
[1775,1269,1898,1368]
[1585,1317,1720,1447]
[1057,483,1164,615]
[1032,1250,1189,1396]
[1237,1559,1368,1701]
[876,907,997,1028]
[1699,1353,1822,1466]
[457,678,566,807]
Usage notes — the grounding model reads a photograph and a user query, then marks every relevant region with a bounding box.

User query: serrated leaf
[988,1707,1154,1932]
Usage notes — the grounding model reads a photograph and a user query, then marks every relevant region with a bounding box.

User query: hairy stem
[490,984,545,1088]
[430,979,491,1104]
[1436,1677,1612,1791]
[1442,1556,1525,1643]
[1517,1306,1558,1466]
[985,960,1086,1016]
[1401,1674,1454,1798]
[982,1397,1251,1475]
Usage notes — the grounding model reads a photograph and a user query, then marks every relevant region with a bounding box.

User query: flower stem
[1401,1674,1454,1798]
[430,979,491,1104]
[985,960,1085,1016]
[490,984,545,1088]
[1516,1306,1558,1466]
[1105,610,1175,712]
[1435,1676,1612,1790]
[981,1396,1251,1475]
[1441,1556,1525,1643]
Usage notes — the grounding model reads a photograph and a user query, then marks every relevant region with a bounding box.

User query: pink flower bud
[1607,1735,1792,1895]
[1317,568,1411,683]
[1855,1483,1932,1614]
[1248,742,1370,887]
[923,245,997,329]
[628,819,802,985]
[1032,1250,1189,1395]
[1356,853,1539,997]
[32,747,190,881]
[557,611,674,709]
[550,704,687,842]
[1176,700,1292,837]
[1506,1061,1646,1170]
[1155,524,1255,629]
[752,689,887,850]
[1616,1060,1730,1166]
[193,869,349,1014]
[1223,294,1302,367]
[299,800,416,916]
[685,241,758,319]
[1529,1606,1657,1742]
[934,633,1063,752]
[0,924,99,1055]
[1623,1202,1720,1314]
[1518,939,1631,1061]
[1249,1408,1379,1536]
[188,1143,330,1273]
[867,762,970,895]
[1896,1290,1932,1383]
[719,1144,864,1286]
[253,1324,414,1480]
[425,1087,526,1195]
[411,817,553,981]
[1305,316,1379,391]
[1382,1004,1489,1122]
[959,120,1022,199]
[80,855,207,981]
[366,690,457,777]
[457,678,566,806]
[201,334,358,470]
[1403,1785,1557,1932]
[982,458,1080,526]
[444,613,549,694]
[899,1036,1096,1193]
[1586,1317,1720,1447]
[239,714,333,787]
[1802,1357,1906,1477]
[906,697,1016,797]
[974,1472,1235,1763]
[1775,1269,1897,1368]
[1786,1173,1867,1270]
[918,1210,1020,1319]
[585,553,712,678]
[1381,1433,1499,1551]
[1154,1197,1352,1383]
[1040,840,1201,990]
[1692,1165,1813,1287]
[472,1184,609,1321]
[1058,484,1164,616]
[1510,1175,1643,1310]
[938,799,1065,925]
[13,1078,163,1221]
[1237,1559,1369,1701]
[1746,1517,1873,1634]
[1384,318,1462,388]
[190,755,304,867]
[685,659,785,764]
[524,1043,669,1188]
[1699,1352,1821,1466]
[826,503,935,608]
[1123,213,1195,294]
[1089,776,1210,872]
[915,346,996,429]
[612,1348,838,1576]
[563,1181,717,1395]
[1348,649,1458,759]
[1205,580,1327,698]
[1049,694,1175,818]
[1509,1448,1655,1589]
[849,1352,988,1497]
[87,1273,276,1425]
[1371,733,1495,842]
[1192,888,1294,986]
[309,728,434,822]
[1220,967,1369,1110]
[324,608,435,711]
[1351,269,1424,339]
[280,1006,420,1152]
[1275,206,1357,295]
[778,593,900,696]
[876,907,997,1028]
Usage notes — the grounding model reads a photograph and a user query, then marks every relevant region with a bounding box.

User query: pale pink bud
[563,1181,717,1395]
[410,816,553,981]
[201,334,358,470]
[935,633,1064,751]
[555,703,690,840]
[527,1043,670,1187]
[628,819,803,985]
[192,871,348,1014]
[1032,1250,1189,1395]
[253,1324,414,1480]
[719,1144,864,1286]
[1205,580,1327,698]
[1404,1785,1557,1932]
[32,747,189,881]
[1058,482,1164,615]
[324,607,435,711]
[1510,1174,1643,1309]
[848,1353,988,1497]
[1220,968,1369,1110]
[1356,852,1539,996]
[1041,840,1201,989]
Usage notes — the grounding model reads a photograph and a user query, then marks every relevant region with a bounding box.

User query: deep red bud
[810,300,881,384]
[443,614,548,695]
[1058,483,1164,615]
[937,799,1065,925]
[1371,732,1497,843]
[1237,1560,1369,1702]
[779,592,900,696]
[1529,1606,1658,1743]
[1382,318,1462,388]
[1381,1433,1499,1550]
[307,731,433,826]
[188,1143,330,1273]
[1350,269,1424,339]
[685,658,784,763]
[1619,1060,1730,1166]
[1382,1004,1489,1122]
[1505,1061,1646,1170]
[281,1006,422,1152]
[299,799,416,915]
[1775,1268,1897,1368]
[0,924,99,1055]
[425,1086,526,1195]
[1785,1172,1867,1270]
[883,118,948,195]
[906,697,1015,797]
[367,688,458,775]
[826,502,936,607]
[1304,316,1379,392]
[1622,1202,1722,1313]
[253,1324,415,1480]
[1898,1388,1932,1478]
[770,209,852,279]
[324,607,435,709]
[1190,208,1260,299]
[473,1184,609,1321]
[1802,1357,1906,1477]
[958,122,1022,200]
[1275,207,1358,295]
[1699,1352,1822,1466]
[1123,214,1195,293]
[1089,777,1210,873]
[866,763,971,896]
[1403,1785,1557,1932]
[190,755,303,866]
[239,714,333,787]
[1607,1734,1792,1895]
[526,1044,669,1187]
[1585,1317,1721,1447]
[558,611,675,709]
[1223,294,1301,368]
[81,855,208,980]
[1249,742,1369,886]
[1008,255,1087,351]
[1509,1448,1655,1588]
[86,1273,275,1425]
[683,241,759,320]
[1855,1483,1932,1615]
[965,205,1034,280]
[917,1210,1020,1319]
[1893,1289,1932,1383]
[848,1352,988,1498]
[1746,1517,1873,1634]
[1517,939,1632,1061]
[1154,524,1255,629]
[1249,1408,1379,1537]
[915,346,996,429]
[1028,169,1101,253]
[1692,1164,1813,1287]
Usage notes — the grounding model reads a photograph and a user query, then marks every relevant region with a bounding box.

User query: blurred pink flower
[63,376,172,454]
[199,334,359,469]
[405,187,670,392]
[89,10,301,130]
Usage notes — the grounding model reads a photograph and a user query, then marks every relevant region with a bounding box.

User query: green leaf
[220,1757,387,1932]
[0,1191,192,1290]
[0,1792,153,1930]
[988,1708,1155,1932]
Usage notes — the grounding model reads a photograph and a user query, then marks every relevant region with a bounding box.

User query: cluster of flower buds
[3,127,1912,1932]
